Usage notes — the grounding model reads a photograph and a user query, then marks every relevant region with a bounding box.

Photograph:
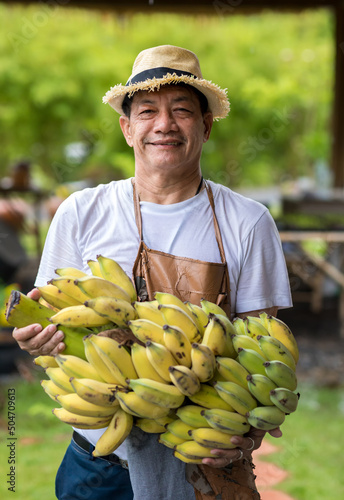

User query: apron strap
[132,179,143,240]
[132,178,227,264]
[204,180,227,265]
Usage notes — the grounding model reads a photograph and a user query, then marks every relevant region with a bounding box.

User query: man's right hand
[12,288,65,356]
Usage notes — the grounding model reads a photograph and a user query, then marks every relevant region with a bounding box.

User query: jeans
[55,438,133,500]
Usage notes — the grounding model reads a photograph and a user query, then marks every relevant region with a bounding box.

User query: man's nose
[153,109,179,133]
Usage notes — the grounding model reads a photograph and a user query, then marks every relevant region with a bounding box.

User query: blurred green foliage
[0,5,334,190]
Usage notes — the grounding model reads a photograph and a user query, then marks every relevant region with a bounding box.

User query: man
[13,45,292,499]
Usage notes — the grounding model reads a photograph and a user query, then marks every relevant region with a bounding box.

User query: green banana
[244,316,270,339]
[213,380,258,415]
[215,356,250,389]
[202,408,251,435]
[200,299,227,317]
[176,404,211,428]
[232,317,247,336]
[246,373,277,406]
[265,315,299,364]
[158,431,186,449]
[246,405,286,431]
[128,378,185,409]
[237,347,267,376]
[264,360,298,391]
[5,290,88,359]
[231,334,266,358]
[135,417,167,434]
[257,335,296,371]
[269,388,300,413]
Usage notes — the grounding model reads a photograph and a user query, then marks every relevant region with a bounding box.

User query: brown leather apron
[131,179,231,317]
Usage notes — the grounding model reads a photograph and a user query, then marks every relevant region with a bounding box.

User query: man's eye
[140,109,153,115]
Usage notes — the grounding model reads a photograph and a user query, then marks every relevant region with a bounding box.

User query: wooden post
[332,3,344,188]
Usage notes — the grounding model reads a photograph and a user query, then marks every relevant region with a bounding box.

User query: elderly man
[13,45,292,499]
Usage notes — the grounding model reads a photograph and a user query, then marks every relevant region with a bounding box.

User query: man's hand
[201,427,282,468]
[12,288,65,356]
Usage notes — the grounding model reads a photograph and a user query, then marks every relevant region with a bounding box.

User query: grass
[0,374,343,500]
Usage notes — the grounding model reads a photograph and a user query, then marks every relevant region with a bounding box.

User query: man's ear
[119,115,133,147]
[203,111,213,143]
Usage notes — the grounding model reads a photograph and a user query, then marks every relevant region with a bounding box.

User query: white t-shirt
[36,177,292,458]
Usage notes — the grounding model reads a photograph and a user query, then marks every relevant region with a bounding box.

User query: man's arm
[235,306,278,319]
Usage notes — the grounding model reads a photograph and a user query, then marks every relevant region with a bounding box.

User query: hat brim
[102,72,230,120]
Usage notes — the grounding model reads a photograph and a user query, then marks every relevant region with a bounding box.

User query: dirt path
[253,441,295,500]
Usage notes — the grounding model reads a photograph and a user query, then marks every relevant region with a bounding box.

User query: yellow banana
[83,335,127,386]
[246,373,277,406]
[176,404,211,428]
[87,259,103,277]
[115,389,171,419]
[128,318,166,345]
[135,418,167,434]
[185,302,209,335]
[145,340,178,382]
[237,348,267,376]
[215,356,250,389]
[55,393,118,418]
[166,419,197,440]
[200,299,227,317]
[201,315,233,357]
[175,440,215,459]
[202,408,250,435]
[269,388,300,414]
[190,428,236,449]
[128,378,185,409]
[41,379,71,400]
[246,405,286,431]
[34,355,58,369]
[70,377,120,407]
[85,296,137,327]
[257,335,296,371]
[155,292,195,321]
[213,380,258,416]
[154,413,178,427]
[190,343,216,382]
[163,324,192,367]
[133,301,166,326]
[263,360,298,391]
[52,407,112,429]
[97,255,137,302]
[92,408,133,457]
[168,365,201,397]
[38,284,83,309]
[55,354,104,381]
[89,334,138,380]
[130,343,166,383]
[45,367,74,392]
[55,267,88,278]
[264,315,299,364]
[158,304,201,343]
[50,305,110,328]
[158,431,186,449]
[173,451,203,464]
[188,384,234,411]
[49,277,90,303]
[75,276,131,302]
[244,316,269,339]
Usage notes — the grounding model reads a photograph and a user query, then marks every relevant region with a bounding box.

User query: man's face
[119,85,213,177]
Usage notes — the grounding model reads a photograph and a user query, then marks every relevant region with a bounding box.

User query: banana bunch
[14,256,301,462]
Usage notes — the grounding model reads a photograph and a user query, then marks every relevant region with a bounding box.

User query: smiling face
[119,85,213,180]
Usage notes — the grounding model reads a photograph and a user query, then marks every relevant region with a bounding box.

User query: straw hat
[102,45,230,120]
